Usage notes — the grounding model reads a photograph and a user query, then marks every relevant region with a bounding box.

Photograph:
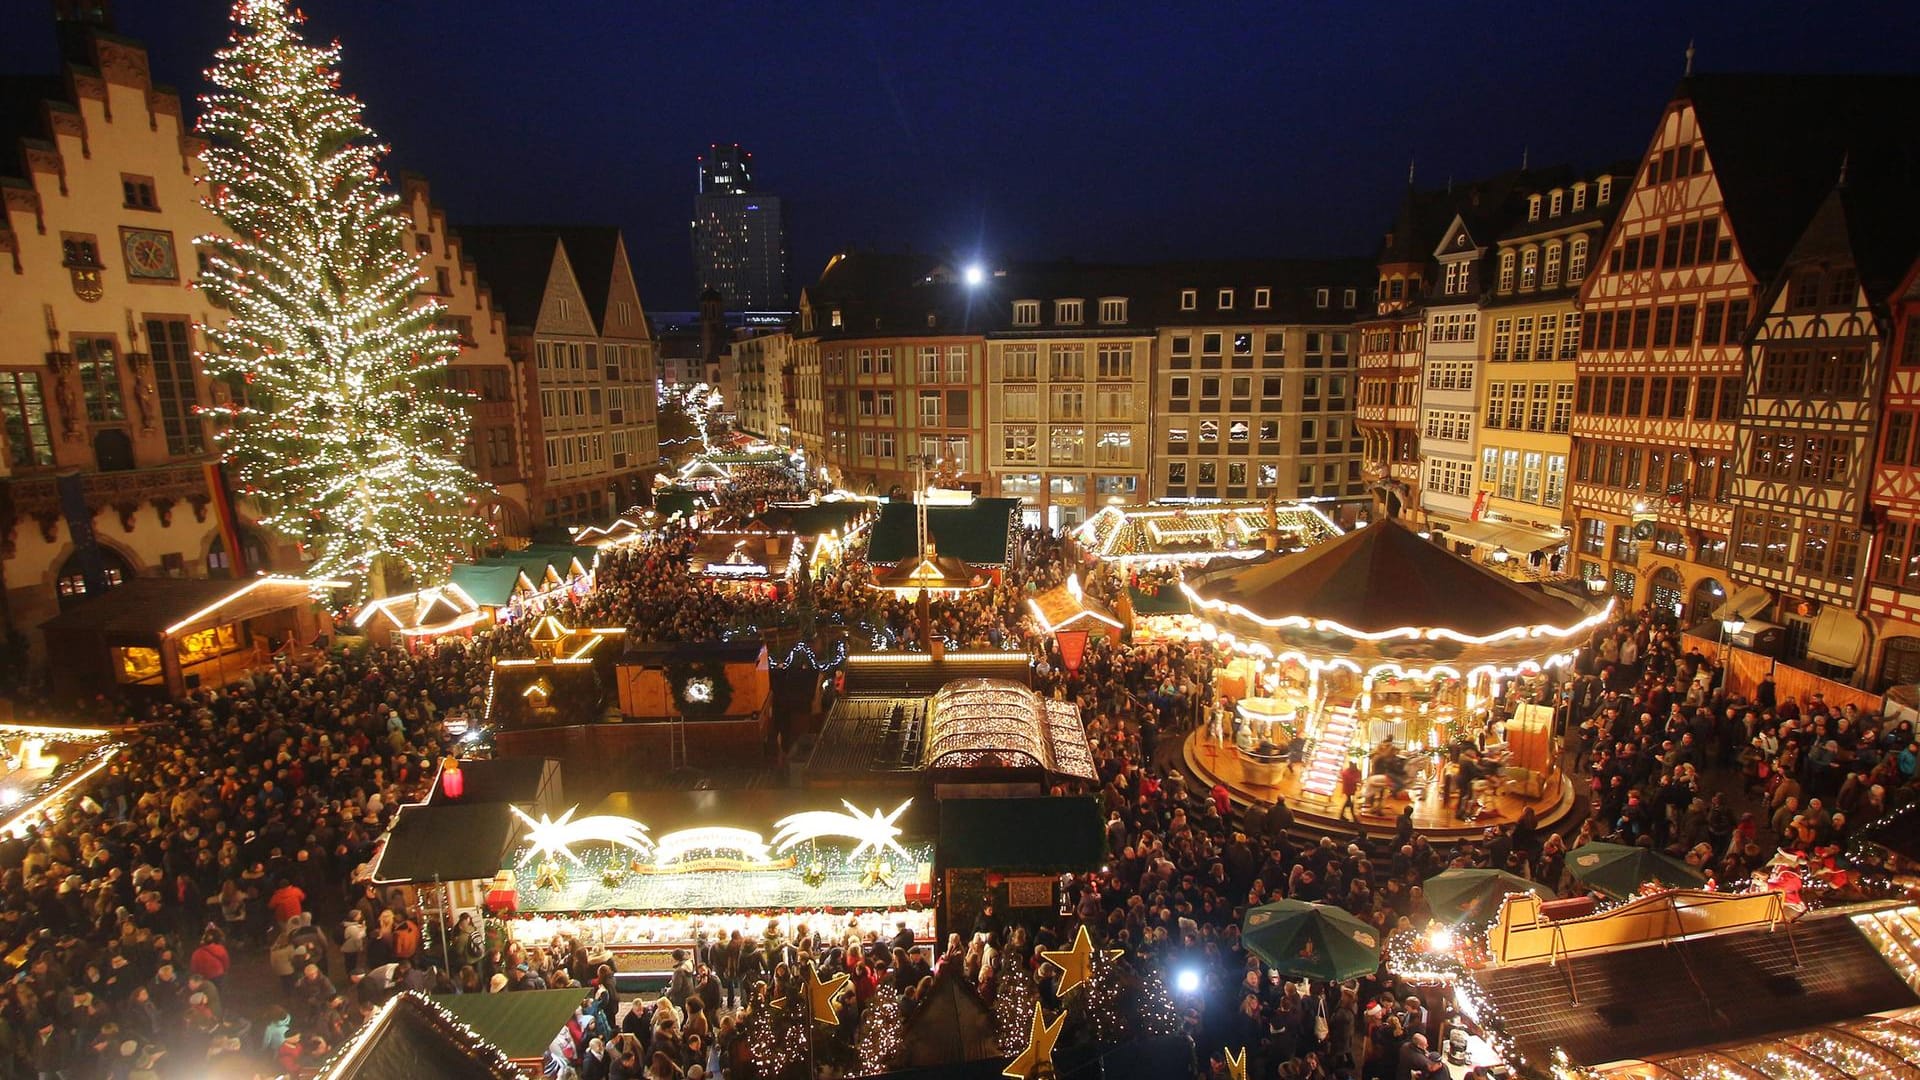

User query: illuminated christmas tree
[994,956,1038,1053]
[195,0,486,598]
[850,984,905,1077]
[1136,966,1184,1038]
[1081,951,1129,1047]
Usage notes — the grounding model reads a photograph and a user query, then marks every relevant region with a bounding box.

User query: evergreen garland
[667,658,734,718]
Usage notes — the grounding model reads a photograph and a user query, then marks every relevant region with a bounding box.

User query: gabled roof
[448,228,560,332]
[452,225,629,333]
[314,992,520,1080]
[1682,73,1920,283]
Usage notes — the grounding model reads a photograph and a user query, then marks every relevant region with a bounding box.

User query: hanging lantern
[440,755,464,799]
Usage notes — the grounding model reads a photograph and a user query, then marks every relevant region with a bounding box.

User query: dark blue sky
[7,0,1918,309]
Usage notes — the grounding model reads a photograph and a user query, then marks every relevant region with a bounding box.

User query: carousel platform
[1181,730,1579,843]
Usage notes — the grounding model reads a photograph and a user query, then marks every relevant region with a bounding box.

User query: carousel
[1178,519,1609,837]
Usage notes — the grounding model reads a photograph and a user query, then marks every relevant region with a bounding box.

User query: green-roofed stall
[431,989,584,1062]
[868,497,1020,566]
[938,796,1104,871]
[448,564,524,608]
[653,490,704,520]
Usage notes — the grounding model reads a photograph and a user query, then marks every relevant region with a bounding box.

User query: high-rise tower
[691,143,789,312]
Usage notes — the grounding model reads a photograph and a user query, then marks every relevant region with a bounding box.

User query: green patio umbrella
[1423,868,1555,924]
[1564,841,1706,900]
[1240,899,1383,981]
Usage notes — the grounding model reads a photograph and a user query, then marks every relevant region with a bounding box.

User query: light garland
[193,0,489,600]
[1180,580,1614,645]
[310,991,519,1080]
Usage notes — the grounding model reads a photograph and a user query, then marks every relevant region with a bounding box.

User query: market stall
[1072,500,1342,566]
[490,789,937,979]
[1179,519,1606,834]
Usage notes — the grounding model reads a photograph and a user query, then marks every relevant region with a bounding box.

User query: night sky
[6,0,1917,310]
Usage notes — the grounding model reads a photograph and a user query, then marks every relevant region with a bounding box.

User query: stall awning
[1430,517,1566,554]
[429,990,587,1060]
[370,802,518,884]
[1716,584,1774,622]
[939,796,1103,871]
[1807,607,1869,668]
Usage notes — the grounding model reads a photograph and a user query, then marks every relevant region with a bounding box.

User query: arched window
[1519,248,1538,290]
[1543,243,1564,289]
[1569,237,1590,282]
[207,531,271,579]
[56,547,133,608]
[1498,252,1516,293]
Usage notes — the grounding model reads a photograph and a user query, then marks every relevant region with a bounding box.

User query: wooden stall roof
[38,576,330,637]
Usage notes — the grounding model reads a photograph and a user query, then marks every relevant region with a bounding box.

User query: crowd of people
[0,464,1912,1080]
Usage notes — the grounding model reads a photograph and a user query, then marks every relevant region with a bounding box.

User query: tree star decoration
[1039,924,1122,997]
[1225,1047,1248,1080]
[1002,1005,1064,1080]
[509,805,654,866]
[806,964,853,1026]
[770,798,914,862]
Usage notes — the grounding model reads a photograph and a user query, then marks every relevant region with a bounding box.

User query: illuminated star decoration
[1001,1005,1065,1080]
[805,964,853,1026]
[509,805,654,866]
[770,798,915,862]
[1039,924,1122,997]
[1224,1047,1248,1080]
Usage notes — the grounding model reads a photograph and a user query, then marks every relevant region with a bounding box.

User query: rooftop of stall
[427,990,587,1071]
[866,496,1021,567]
[425,757,562,817]
[369,801,522,886]
[311,992,521,1080]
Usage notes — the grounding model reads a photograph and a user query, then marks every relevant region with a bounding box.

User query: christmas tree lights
[850,984,905,1077]
[1135,966,1183,1038]
[194,0,487,599]
[994,957,1038,1054]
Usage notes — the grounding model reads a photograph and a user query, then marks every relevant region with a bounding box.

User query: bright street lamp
[963,263,985,287]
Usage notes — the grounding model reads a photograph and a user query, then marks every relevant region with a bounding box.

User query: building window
[1253,287,1271,309]
[1049,426,1084,464]
[830,309,843,328]
[1094,428,1132,466]
[1179,289,1196,311]
[1013,300,1040,326]
[72,335,125,423]
[1003,426,1037,463]
[1096,343,1134,380]
[919,390,941,426]
[1342,288,1357,308]
[0,372,54,468]
[121,174,159,210]
[1049,386,1085,420]
[1002,344,1038,380]
[1167,461,1186,487]
[1055,299,1083,325]
[1527,195,1541,221]
[1315,288,1329,309]
[145,318,204,455]
[920,346,941,381]
[1598,176,1612,204]
[1551,383,1573,433]
[1572,183,1588,211]
[1099,297,1128,324]
[1549,190,1564,217]
[1218,289,1234,310]
[1543,244,1563,289]
[1520,248,1538,290]
[1545,454,1566,507]
[1049,344,1085,381]
[1499,252,1515,292]
[947,345,968,380]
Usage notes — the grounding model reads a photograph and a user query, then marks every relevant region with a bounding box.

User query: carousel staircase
[1301,703,1359,796]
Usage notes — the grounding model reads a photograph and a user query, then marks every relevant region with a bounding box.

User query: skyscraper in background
[691,144,789,312]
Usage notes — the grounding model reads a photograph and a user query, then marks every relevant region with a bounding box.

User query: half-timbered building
[1570,75,1917,630]
[1730,178,1915,674]
[1863,252,1920,688]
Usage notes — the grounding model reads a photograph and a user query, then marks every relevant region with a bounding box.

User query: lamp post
[1720,617,1746,655]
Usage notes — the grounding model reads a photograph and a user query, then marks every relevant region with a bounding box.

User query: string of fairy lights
[193,0,487,599]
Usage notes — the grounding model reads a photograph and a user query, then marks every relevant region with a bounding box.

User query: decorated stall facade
[1072,500,1342,566]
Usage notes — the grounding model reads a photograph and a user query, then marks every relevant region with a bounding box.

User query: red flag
[1056,629,1088,674]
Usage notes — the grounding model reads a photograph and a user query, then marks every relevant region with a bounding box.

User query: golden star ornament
[1002,1004,1065,1079]
[805,964,853,1026]
[1039,924,1122,997]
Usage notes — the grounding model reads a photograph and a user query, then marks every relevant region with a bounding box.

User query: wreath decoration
[668,658,734,719]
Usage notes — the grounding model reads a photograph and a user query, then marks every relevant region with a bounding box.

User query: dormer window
[1253,288,1271,309]
[1218,289,1234,310]
[1013,300,1040,326]
[1179,289,1197,311]
[1527,195,1542,221]
[1572,183,1588,211]
[1342,288,1357,308]
[830,308,843,329]
[926,312,937,328]
[1315,288,1329,309]
[1055,299,1083,325]
[1597,176,1613,205]
[1549,190,1564,217]
[1099,297,1127,324]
